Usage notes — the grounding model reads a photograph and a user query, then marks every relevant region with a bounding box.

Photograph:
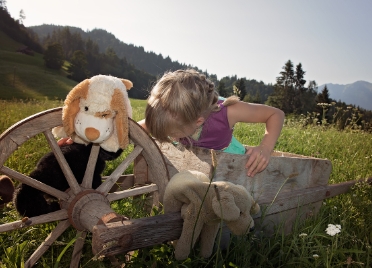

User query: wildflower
[299,233,308,237]
[326,224,341,236]
[313,254,319,258]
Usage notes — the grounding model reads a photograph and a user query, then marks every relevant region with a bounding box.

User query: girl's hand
[245,145,271,177]
[57,137,74,146]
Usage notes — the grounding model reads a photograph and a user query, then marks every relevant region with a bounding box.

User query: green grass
[0,99,371,267]
[1,29,371,267]
[0,30,77,101]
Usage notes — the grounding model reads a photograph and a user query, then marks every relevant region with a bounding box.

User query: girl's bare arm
[227,102,285,177]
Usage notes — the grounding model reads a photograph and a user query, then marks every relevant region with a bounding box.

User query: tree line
[264,60,372,131]
[1,1,371,131]
[40,27,156,99]
[29,24,277,102]
[0,1,43,54]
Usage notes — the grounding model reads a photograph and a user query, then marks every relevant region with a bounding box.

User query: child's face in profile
[169,124,197,140]
[169,117,204,140]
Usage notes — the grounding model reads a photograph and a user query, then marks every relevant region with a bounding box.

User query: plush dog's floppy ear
[121,79,133,90]
[212,190,241,221]
[63,79,90,136]
[111,89,129,149]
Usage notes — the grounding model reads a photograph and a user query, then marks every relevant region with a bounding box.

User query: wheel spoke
[81,144,100,189]
[97,145,143,194]
[70,231,87,268]
[0,209,68,233]
[107,184,158,202]
[25,220,71,268]
[44,130,81,195]
[0,166,69,200]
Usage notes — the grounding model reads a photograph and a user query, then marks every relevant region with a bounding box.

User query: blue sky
[6,0,372,86]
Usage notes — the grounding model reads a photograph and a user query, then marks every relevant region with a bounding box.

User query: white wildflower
[313,254,319,258]
[325,224,341,236]
[299,233,308,237]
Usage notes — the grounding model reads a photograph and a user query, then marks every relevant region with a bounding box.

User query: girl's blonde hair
[145,69,238,142]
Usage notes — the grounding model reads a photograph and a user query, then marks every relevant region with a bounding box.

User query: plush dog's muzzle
[74,112,114,143]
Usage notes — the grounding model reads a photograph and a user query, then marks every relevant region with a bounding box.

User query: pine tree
[217,81,227,97]
[0,0,7,10]
[67,50,88,82]
[267,60,317,114]
[266,60,295,113]
[293,63,307,113]
[43,43,64,70]
[316,85,331,104]
[18,9,25,25]
[235,78,246,100]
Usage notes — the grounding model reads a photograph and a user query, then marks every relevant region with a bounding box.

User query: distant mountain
[318,81,372,111]
[29,24,207,79]
[29,24,280,100]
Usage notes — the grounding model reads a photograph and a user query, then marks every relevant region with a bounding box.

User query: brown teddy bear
[163,170,260,260]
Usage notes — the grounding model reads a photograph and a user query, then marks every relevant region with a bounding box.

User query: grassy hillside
[0,30,77,101]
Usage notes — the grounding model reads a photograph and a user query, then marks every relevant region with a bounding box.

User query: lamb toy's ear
[212,190,241,221]
[63,79,90,137]
[111,89,129,149]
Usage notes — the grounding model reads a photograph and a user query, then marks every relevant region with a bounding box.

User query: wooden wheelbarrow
[0,107,370,267]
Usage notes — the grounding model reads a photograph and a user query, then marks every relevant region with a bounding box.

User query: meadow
[0,99,371,268]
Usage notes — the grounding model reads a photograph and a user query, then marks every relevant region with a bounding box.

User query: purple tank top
[180,100,232,150]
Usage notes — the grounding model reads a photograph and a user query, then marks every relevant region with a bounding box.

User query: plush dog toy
[14,75,133,217]
[163,170,260,260]
[52,74,133,152]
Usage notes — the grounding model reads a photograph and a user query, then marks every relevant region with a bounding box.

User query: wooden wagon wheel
[0,107,169,267]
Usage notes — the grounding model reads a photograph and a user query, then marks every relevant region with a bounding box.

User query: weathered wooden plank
[158,142,332,196]
[92,178,369,256]
[106,175,135,192]
[133,154,149,185]
[133,154,160,211]
[156,142,332,234]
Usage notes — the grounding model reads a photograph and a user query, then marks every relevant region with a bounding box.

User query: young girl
[138,69,285,177]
